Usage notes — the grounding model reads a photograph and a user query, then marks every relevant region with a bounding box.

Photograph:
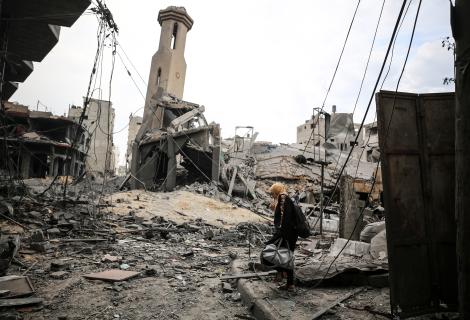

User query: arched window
[171,23,178,49]
[157,68,161,87]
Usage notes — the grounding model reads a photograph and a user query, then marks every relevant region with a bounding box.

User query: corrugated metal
[377,91,458,317]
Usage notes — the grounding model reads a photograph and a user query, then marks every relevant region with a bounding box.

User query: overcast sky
[11,0,454,166]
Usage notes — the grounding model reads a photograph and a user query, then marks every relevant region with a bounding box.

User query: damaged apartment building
[125,115,142,170]
[0,0,91,180]
[0,102,88,179]
[297,105,379,162]
[68,98,116,177]
[128,6,220,191]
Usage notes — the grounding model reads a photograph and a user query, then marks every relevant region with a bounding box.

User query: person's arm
[266,196,283,244]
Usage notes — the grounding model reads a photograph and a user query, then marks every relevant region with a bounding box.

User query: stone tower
[142,6,193,130]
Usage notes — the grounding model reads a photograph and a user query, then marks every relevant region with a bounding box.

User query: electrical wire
[330,0,386,175]
[312,0,422,289]
[300,0,362,156]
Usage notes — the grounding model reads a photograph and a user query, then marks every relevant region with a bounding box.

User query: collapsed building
[297,106,380,162]
[129,6,220,191]
[0,0,92,180]
[125,115,142,170]
[0,102,87,179]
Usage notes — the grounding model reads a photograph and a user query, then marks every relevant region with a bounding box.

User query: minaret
[142,6,193,130]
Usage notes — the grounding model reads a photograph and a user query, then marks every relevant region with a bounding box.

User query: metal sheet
[83,269,140,282]
[376,91,458,317]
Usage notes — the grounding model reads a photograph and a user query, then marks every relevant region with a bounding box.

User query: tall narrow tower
[142,6,193,129]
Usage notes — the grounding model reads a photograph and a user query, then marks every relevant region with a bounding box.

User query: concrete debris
[370,230,387,260]
[0,276,35,298]
[0,5,394,319]
[0,236,19,276]
[102,254,123,263]
[0,297,43,308]
[329,238,371,258]
[83,269,140,282]
[50,271,68,279]
[360,221,386,243]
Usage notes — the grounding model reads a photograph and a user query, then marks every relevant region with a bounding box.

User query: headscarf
[269,182,287,198]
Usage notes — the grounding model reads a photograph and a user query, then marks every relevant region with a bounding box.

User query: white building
[68,98,116,176]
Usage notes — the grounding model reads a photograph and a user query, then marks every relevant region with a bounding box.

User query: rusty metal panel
[377,91,457,317]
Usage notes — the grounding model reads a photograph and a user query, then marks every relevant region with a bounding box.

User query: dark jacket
[266,193,298,250]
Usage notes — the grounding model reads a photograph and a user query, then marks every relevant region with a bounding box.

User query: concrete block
[328,238,371,257]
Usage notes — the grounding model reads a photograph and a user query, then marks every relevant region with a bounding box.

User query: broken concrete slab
[102,254,122,263]
[328,238,371,257]
[360,221,385,243]
[370,230,387,260]
[46,228,61,237]
[30,241,52,253]
[50,260,70,271]
[83,269,140,282]
[0,276,35,298]
[0,297,43,308]
[312,217,339,234]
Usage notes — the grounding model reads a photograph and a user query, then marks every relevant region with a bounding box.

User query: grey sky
[11,0,454,166]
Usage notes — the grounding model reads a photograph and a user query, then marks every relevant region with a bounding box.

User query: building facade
[126,115,142,170]
[68,98,115,176]
[0,102,87,179]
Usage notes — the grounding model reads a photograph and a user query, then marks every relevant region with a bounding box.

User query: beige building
[68,98,116,176]
[297,113,327,146]
[126,115,142,169]
[359,121,380,162]
[141,6,194,132]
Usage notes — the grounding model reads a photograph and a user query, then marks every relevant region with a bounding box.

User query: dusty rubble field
[106,190,266,228]
[1,185,431,320]
[18,240,253,320]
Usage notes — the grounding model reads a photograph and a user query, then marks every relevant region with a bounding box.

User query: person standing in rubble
[264,182,299,291]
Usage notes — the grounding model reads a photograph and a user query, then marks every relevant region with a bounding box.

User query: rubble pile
[0,178,277,319]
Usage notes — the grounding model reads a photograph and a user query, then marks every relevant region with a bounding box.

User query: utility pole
[453,0,470,318]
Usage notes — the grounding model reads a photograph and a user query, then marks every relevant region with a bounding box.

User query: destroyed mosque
[0,1,469,320]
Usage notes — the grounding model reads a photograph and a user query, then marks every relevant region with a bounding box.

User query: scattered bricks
[50,260,70,271]
[30,230,45,243]
[222,282,233,293]
[50,271,68,279]
[46,228,61,237]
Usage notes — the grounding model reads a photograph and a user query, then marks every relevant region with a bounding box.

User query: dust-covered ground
[0,185,418,320]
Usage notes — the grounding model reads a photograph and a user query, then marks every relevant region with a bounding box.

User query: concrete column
[211,125,221,184]
[20,152,31,178]
[339,175,362,240]
[165,136,176,191]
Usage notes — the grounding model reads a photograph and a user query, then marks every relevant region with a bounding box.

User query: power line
[331,0,386,175]
[313,0,423,289]
[117,44,148,87]
[321,0,411,212]
[300,0,362,156]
